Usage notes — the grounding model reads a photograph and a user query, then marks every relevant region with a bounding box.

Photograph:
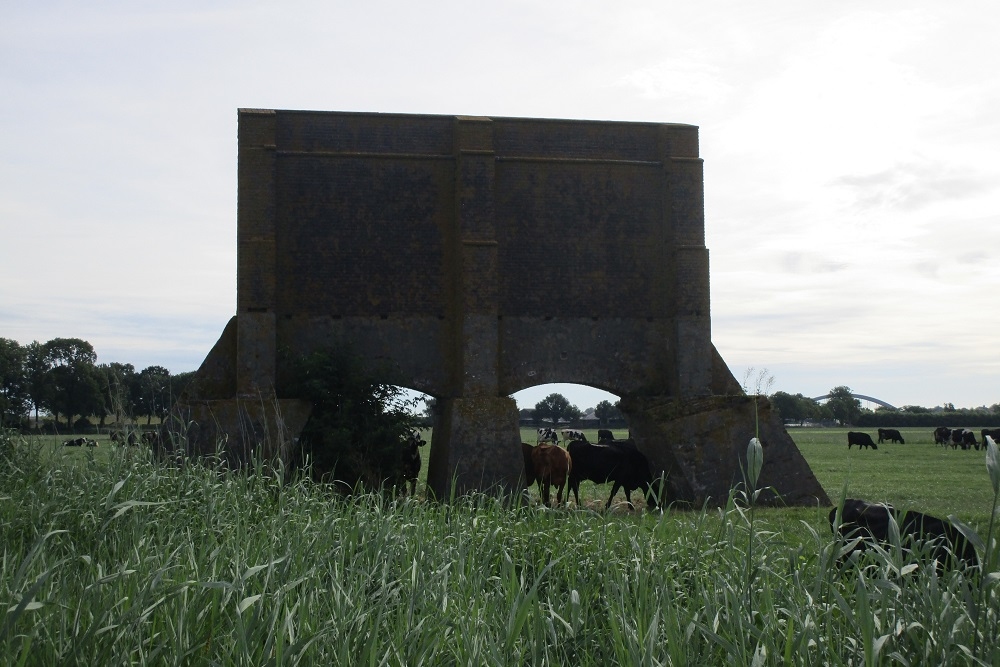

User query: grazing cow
[400,429,426,496]
[962,429,980,450]
[567,439,658,510]
[110,430,123,443]
[560,428,586,444]
[933,427,951,446]
[523,442,572,506]
[847,432,878,450]
[536,427,558,444]
[877,428,905,444]
[830,498,979,571]
[982,429,1000,446]
[597,428,614,443]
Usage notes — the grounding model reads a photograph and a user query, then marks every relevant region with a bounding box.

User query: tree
[769,391,818,425]
[135,365,171,425]
[43,338,102,428]
[532,393,580,426]
[23,341,51,426]
[825,386,861,426]
[594,399,623,426]
[0,338,30,427]
[288,348,420,490]
[96,362,136,425]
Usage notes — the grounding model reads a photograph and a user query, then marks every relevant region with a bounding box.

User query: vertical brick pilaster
[453,117,499,397]
[236,109,278,395]
[667,155,712,396]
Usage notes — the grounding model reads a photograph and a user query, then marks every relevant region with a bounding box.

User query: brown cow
[523,442,572,506]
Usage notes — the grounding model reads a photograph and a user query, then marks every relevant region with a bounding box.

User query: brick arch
[174,109,828,508]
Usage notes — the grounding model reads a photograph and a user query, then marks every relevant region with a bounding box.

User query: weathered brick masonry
[173,109,828,507]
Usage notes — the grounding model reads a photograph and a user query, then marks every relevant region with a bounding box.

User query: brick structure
[173,109,828,507]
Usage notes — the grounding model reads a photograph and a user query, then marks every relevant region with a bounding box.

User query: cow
[63,437,97,447]
[877,428,905,444]
[567,439,658,510]
[933,427,951,446]
[982,429,1000,446]
[560,428,586,444]
[522,442,572,506]
[400,429,426,496]
[830,498,979,572]
[962,429,980,450]
[950,428,978,450]
[597,428,615,443]
[536,427,558,444]
[847,432,877,450]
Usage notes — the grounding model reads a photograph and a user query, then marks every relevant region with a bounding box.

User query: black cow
[933,427,951,446]
[401,429,426,495]
[567,439,658,510]
[597,428,615,443]
[982,429,1000,446]
[830,498,979,571]
[877,428,904,444]
[847,432,877,450]
[962,429,980,450]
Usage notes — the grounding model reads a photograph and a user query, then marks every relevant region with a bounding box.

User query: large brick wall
[175,109,828,507]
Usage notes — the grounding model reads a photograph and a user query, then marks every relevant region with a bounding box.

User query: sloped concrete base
[621,394,830,508]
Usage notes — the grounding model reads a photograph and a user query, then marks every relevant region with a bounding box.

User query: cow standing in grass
[847,432,877,450]
[877,428,905,444]
[400,429,426,496]
[567,439,658,510]
[522,442,572,506]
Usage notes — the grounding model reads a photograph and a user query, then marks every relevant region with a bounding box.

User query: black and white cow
[877,428,905,444]
[401,429,426,496]
[560,428,586,444]
[933,427,951,446]
[63,437,97,447]
[847,431,878,450]
[536,427,558,444]
[830,498,979,571]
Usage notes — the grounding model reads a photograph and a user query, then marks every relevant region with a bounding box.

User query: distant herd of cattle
[847,427,1000,451]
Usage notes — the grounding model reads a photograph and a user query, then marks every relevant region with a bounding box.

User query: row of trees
[527,394,624,427]
[770,386,1000,427]
[0,337,193,430]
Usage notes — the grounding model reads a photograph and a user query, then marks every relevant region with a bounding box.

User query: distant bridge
[811,393,898,411]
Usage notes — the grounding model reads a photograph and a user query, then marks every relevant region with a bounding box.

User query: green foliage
[0,338,30,428]
[288,348,420,492]
[2,439,998,664]
[532,393,581,426]
[593,399,623,425]
[825,385,862,426]
[769,391,823,424]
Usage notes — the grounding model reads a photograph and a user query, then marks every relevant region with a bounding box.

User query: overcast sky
[2,1,998,412]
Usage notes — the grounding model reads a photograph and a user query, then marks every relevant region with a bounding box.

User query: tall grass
[1,429,998,665]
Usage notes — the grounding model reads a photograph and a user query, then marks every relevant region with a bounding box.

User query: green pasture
[4,427,1000,664]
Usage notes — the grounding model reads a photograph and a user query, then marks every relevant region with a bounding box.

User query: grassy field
[3,427,998,664]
